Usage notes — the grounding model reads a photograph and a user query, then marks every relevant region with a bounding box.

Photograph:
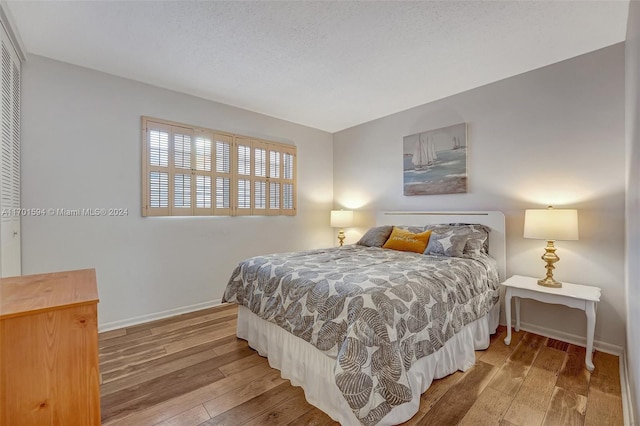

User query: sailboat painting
[403,123,467,196]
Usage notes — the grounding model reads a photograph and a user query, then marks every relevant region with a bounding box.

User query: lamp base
[537,277,562,288]
[538,240,562,288]
[337,229,345,247]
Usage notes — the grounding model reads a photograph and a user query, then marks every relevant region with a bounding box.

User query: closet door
[0,21,20,277]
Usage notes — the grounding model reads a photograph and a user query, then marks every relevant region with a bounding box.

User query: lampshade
[524,207,579,241]
[330,210,353,228]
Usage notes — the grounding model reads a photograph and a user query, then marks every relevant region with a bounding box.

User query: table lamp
[523,206,579,288]
[330,210,353,246]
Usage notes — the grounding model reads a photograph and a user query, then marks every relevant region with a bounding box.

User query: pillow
[394,225,426,234]
[462,224,490,255]
[356,225,393,247]
[423,227,469,257]
[382,227,432,254]
[424,223,490,256]
[445,223,490,255]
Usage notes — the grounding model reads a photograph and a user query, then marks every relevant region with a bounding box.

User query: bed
[222,211,506,425]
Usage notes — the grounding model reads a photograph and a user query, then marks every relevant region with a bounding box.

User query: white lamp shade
[330,210,353,228]
[524,208,579,241]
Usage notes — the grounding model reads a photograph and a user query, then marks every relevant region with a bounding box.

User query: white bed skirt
[237,303,500,425]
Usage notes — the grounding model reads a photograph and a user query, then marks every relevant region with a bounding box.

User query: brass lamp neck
[538,240,562,287]
[337,228,346,246]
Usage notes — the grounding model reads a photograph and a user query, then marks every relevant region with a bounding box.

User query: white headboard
[376,211,506,281]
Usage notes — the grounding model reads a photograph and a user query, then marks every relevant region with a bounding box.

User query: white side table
[502,274,601,372]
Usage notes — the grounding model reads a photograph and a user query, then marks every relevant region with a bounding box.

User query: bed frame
[376,211,506,280]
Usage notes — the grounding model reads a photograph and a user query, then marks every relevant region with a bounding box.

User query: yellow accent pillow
[382,227,432,254]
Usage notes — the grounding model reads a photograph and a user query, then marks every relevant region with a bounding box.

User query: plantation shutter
[213,133,232,215]
[143,121,171,216]
[235,137,253,216]
[265,144,281,216]
[253,143,267,213]
[281,147,296,215]
[171,126,193,216]
[142,117,295,217]
[263,142,296,216]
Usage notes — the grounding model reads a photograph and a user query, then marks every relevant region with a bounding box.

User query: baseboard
[507,320,624,355]
[98,299,223,332]
[621,351,637,426]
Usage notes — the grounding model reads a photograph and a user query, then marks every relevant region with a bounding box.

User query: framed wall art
[403,122,467,196]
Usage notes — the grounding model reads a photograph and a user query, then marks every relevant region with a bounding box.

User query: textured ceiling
[5,1,630,132]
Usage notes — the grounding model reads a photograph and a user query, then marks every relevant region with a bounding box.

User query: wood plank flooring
[99,304,624,426]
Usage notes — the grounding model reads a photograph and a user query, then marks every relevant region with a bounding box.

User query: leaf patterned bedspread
[223,245,499,425]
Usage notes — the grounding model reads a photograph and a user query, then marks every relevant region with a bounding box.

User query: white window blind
[254,181,266,210]
[174,174,191,209]
[142,117,296,216]
[149,171,169,208]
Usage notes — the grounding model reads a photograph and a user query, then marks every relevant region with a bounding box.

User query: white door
[0,20,21,277]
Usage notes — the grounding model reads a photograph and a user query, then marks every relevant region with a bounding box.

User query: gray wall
[333,44,626,349]
[626,0,640,421]
[20,55,335,328]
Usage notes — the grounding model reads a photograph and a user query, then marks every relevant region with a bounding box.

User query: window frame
[142,116,297,217]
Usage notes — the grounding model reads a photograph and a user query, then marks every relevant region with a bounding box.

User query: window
[142,117,296,217]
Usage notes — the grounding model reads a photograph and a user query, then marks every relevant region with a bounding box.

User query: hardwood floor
[99,304,624,426]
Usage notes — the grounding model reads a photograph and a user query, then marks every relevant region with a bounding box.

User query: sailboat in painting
[452,136,462,150]
[412,134,437,170]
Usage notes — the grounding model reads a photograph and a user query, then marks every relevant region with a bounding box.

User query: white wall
[625,0,640,421]
[20,55,334,328]
[18,41,629,352]
[334,44,626,349]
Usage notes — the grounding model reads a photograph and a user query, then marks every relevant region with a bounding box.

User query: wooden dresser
[0,269,100,425]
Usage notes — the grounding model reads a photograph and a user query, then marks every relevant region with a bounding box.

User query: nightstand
[502,274,601,372]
